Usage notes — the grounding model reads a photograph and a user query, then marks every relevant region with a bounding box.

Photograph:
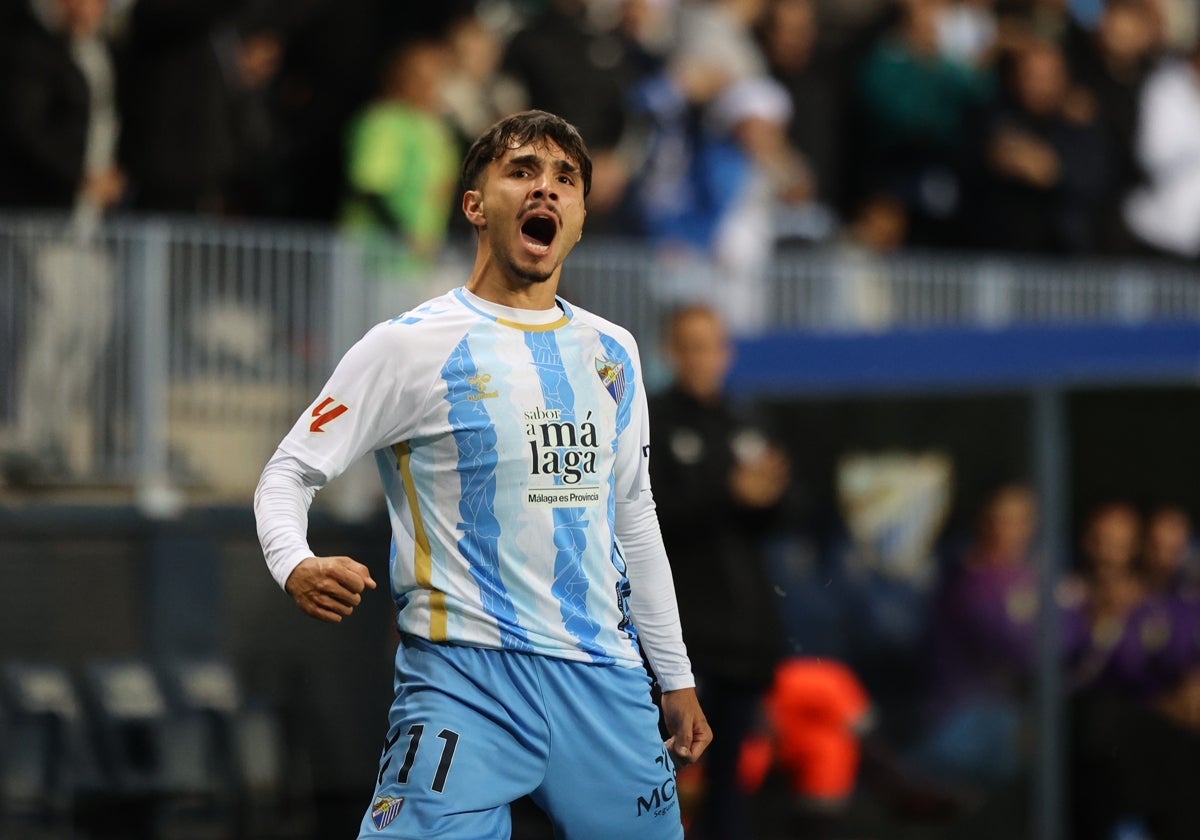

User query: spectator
[649,303,790,840]
[609,0,680,71]
[0,0,124,211]
[1062,502,1147,694]
[760,0,848,217]
[117,0,259,213]
[1123,39,1200,259]
[503,0,645,225]
[1115,505,1200,714]
[631,0,813,331]
[972,36,1110,253]
[221,12,288,218]
[674,0,771,83]
[338,39,461,318]
[857,0,994,247]
[0,0,123,480]
[705,77,815,331]
[340,40,459,260]
[441,13,528,153]
[239,0,396,221]
[1141,505,1197,597]
[912,483,1040,787]
[1068,0,1160,253]
[1069,502,1200,840]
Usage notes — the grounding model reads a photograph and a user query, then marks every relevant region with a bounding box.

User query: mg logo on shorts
[636,776,677,817]
[637,744,677,817]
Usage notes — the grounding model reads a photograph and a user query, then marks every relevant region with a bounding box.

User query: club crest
[595,357,626,404]
[371,796,404,831]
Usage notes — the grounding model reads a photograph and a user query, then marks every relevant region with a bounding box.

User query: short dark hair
[461,110,593,197]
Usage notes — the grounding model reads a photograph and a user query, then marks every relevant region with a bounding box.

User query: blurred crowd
[4,0,1200,265]
[651,302,1200,838]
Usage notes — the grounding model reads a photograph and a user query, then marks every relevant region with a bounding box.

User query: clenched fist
[285,555,377,623]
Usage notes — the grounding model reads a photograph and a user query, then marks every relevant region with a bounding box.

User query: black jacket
[648,386,784,685]
[0,7,90,208]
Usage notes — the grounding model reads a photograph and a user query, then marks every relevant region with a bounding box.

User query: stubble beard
[495,239,555,285]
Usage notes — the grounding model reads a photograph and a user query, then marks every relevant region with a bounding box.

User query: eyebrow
[506,154,579,176]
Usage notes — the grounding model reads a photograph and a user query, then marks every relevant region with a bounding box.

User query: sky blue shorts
[356,635,683,839]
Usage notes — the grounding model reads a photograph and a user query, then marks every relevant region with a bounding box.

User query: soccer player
[254,110,710,839]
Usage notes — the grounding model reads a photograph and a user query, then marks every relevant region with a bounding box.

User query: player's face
[468,139,587,285]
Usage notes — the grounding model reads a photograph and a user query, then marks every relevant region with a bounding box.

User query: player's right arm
[254,453,377,622]
[254,322,414,620]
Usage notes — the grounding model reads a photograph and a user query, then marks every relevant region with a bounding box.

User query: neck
[677,382,722,403]
[465,244,562,310]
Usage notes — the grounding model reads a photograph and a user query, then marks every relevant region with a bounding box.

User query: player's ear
[462,189,486,229]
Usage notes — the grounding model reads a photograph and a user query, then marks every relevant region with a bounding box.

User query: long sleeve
[253,451,328,589]
[616,487,694,692]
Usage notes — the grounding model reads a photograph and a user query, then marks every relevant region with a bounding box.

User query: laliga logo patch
[595,357,625,404]
[371,796,404,831]
[310,396,348,432]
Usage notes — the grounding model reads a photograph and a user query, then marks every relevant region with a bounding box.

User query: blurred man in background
[339,37,461,315]
[0,0,123,480]
[914,483,1040,788]
[340,38,459,266]
[649,303,790,839]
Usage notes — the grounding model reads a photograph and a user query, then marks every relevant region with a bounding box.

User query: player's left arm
[613,350,712,763]
[615,488,713,765]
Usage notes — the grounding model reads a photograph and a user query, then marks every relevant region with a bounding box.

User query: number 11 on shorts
[380,724,461,794]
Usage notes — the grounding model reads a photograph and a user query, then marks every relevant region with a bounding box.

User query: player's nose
[530,174,558,203]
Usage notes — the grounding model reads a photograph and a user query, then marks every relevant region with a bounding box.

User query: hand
[730,446,790,509]
[285,555,377,623]
[672,60,730,104]
[661,687,712,766]
[83,166,126,210]
[991,131,1060,188]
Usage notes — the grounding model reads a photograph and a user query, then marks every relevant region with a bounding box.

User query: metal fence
[3,214,1199,506]
[0,215,361,503]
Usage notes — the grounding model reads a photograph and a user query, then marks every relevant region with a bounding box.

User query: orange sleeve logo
[310,397,348,432]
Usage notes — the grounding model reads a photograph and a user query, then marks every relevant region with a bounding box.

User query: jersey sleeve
[254,452,323,589]
[276,321,418,481]
[612,338,694,690]
[254,321,417,588]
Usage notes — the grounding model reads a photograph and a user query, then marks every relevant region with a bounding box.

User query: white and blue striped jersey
[259,287,691,681]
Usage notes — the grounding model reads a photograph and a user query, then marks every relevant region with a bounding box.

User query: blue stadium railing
[3,214,1198,507]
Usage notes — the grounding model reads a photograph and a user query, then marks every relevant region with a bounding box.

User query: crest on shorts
[595,357,626,404]
[371,796,404,831]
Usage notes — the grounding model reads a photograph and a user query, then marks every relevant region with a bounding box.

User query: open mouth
[520,214,558,254]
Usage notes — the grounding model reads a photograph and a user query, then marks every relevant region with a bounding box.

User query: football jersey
[277,287,653,668]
